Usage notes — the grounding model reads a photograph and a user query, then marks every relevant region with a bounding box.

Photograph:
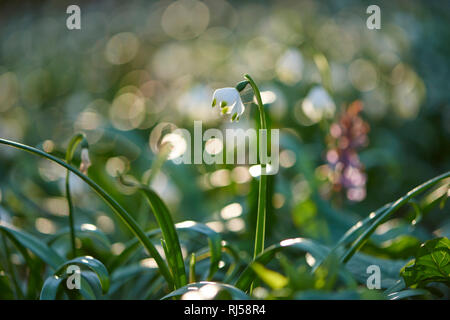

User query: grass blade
[0,224,64,269]
[55,256,110,294]
[40,275,64,300]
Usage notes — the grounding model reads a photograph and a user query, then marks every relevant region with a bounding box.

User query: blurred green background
[0,0,449,261]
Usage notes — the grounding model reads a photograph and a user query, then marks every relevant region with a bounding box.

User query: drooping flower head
[80,147,91,175]
[211,87,245,122]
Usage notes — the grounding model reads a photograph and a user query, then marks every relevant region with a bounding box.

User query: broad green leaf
[55,256,110,293]
[0,224,64,269]
[40,275,64,300]
[78,275,97,300]
[81,271,103,299]
[364,235,421,260]
[401,237,450,287]
[346,252,407,289]
[162,281,249,300]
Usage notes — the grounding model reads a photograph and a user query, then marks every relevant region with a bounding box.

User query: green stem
[244,74,267,258]
[0,138,174,289]
[244,74,268,294]
[65,133,85,258]
[65,173,76,258]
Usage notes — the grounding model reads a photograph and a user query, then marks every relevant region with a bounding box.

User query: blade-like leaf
[0,138,173,288]
[387,289,429,300]
[47,225,111,249]
[109,221,221,281]
[55,256,110,293]
[341,172,450,263]
[0,224,64,269]
[235,237,328,292]
[124,182,187,289]
[40,275,64,300]
[251,263,288,290]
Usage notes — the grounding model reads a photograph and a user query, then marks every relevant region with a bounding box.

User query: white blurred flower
[212,87,245,122]
[80,148,91,175]
[302,86,336,123]
[276,48,304,84]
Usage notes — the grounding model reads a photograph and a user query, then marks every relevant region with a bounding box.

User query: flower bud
[80,148,91,175]
[235,80,249,92]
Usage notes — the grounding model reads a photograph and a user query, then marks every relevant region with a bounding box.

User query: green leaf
[341,172,450,263]
[235,237,329,292]
[346,252,407,289]
[109,264,157,297]
[117,177,186,289]
[0,273,15,299]
[0,138,173,288]
[0,224,64,269]
[251,263,288,290]
[109,220,221,281]
[80,271,104,299]
[401,237,450,287]
[189,253,196,283]
[139,187,187,288]
[40,275,64,300]
[387,289,429,300]
[162,281,249,300]
[176,221,222,279]
[55,256,110,293]
[47,225,111,249]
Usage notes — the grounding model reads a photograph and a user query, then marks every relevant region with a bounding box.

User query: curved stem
[65,173,76,257]
[0,138,174,289]
[244,74,268,294]
[65,133,85,258]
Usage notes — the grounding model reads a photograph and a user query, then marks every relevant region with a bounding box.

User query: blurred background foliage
[0,0,449,298]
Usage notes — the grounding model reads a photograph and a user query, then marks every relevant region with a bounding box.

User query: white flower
[211,87,245,122]
[80,148,91,175]
[301,86,336,123]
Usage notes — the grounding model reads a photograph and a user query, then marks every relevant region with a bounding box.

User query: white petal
[212,87,245,120]
[232,99,245,116]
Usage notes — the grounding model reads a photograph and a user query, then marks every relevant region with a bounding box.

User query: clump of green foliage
[0,136,448,300]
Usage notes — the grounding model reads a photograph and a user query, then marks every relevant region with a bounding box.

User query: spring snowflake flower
[302,86,336,123]
[79,148,91,175]
[211,87,245,122]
